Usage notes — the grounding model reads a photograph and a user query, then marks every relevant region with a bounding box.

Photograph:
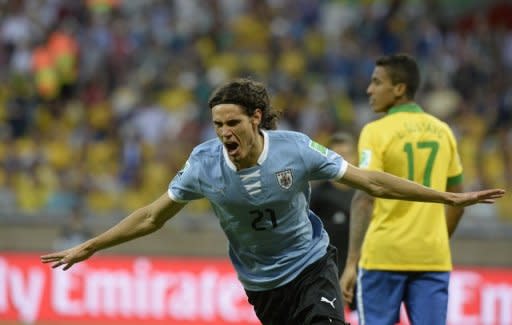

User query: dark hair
[208,78,281,130]
[329,132,355,147]
[376,54,420,99]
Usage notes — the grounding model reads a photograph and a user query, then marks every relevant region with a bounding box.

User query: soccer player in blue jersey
[42,78,505,325]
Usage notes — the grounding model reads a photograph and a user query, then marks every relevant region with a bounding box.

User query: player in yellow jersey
[341,54,466,325]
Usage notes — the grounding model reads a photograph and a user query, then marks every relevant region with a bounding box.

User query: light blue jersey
[168,130,348,291]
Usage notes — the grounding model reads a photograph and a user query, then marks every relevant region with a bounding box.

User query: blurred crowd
[0,0,511,224]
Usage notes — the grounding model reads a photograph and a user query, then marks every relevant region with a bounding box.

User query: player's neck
[389,98,414,110]
[234,131,264,170]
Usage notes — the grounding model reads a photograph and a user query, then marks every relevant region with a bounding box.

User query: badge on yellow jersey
[359,149,372,168]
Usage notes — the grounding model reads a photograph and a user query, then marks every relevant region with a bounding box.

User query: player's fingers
[51,260,65,268]
[41,255,64,263]
[342,280,354,293]
[63,262,75,271]
[49,255,75,268]
[479,189,505,198]
[41,250,70,260]
[480,194,504,200]
[343,288,353,304]
[478,192,506,203]
[41,253,58,260]
[341,279,354,303]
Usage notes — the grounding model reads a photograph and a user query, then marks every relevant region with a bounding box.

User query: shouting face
[211,104,263,170]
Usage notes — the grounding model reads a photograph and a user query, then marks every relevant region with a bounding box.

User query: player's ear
[393,83,407,98]
[252,108,262,126]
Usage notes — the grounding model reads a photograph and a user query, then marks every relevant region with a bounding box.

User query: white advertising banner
[0,253,511,324]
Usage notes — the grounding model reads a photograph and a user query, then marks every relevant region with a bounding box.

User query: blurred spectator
[47,24,79,100]
[31,40,60,101]
[0,0,510,227]
[5,75,37,138]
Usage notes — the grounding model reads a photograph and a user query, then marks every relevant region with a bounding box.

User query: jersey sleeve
[168,152,204,202]
[446,127,463,186]
[358,124,383,171]
[296,133,348,181]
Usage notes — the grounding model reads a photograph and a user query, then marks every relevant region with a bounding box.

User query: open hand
[40,242,95,270]
[450,188,506,207]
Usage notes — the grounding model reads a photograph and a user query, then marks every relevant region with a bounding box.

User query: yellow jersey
[358,103,463,271]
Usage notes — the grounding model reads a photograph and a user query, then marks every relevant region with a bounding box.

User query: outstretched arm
[337,164,505,206]
[340,190,374,305]
[41,193,186,270]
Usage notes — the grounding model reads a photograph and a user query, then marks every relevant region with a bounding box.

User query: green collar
[387,103,423,115]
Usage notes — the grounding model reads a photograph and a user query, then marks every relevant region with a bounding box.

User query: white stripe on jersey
[241,170,262,196]
[240,169,261,181]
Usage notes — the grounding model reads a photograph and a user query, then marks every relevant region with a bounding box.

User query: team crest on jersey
[275,169,293,189]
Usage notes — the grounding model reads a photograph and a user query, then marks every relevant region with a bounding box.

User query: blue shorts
[356,269,449,325]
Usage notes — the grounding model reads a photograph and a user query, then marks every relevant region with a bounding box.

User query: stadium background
[0,0,511,324]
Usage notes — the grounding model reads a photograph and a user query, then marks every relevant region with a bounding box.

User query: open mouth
[224,142,239,155]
